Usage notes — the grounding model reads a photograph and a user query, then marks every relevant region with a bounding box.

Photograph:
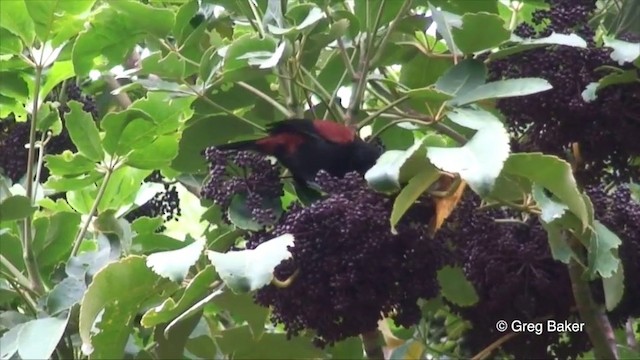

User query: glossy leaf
[146,239,206,282]
[451,13,510,54]
[449,78,552,106]
[17,316,69,360]
[427,109,510,195]
[437,266,479,307]
[64,101,103,162]
[207,233,294,293]
[0,195,37,222]
[588,221,622,278]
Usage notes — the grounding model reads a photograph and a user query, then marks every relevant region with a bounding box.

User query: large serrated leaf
[502,153,589,229]
[365,138,431,192]
[437,266,478,307]
[79,256,176,358]
[206,234,294,293]
[588,221,622,278]
[427,108,510,195]
[146,239,206,282]
[449,78,552,106]
[64,101,103,162]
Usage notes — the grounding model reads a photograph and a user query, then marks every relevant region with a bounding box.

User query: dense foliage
[0,0,638,359]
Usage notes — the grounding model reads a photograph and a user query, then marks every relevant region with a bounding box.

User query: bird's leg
[427,172,462,198]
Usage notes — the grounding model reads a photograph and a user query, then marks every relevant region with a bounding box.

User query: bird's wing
[266,119,354,144]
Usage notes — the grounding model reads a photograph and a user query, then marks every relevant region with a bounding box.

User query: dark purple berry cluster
[246,171,447,347]
[200,147,283,225]
[435,193,590,359]
[0,82,99,183]
[587,185,640,325]
[125,171,181,232]
[491,0,640,184]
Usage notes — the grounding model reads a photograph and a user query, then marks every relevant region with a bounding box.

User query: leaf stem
[567,238,618,360]
[182,81,266,131]
[0,255,33,291]
[69,162,116,258]
[23,64,45,295]
[357,95,409,128]
[4,277,38,315]
[237,81,293,117]
[246,0,266,38]
[370,0,414,66]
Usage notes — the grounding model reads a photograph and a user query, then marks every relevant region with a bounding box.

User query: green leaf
[0,232,24,273]
[224,35,277,71]
[34,211,81,268]
[0,0,35,44]
[131,216,164,235]
[489,32,587,60]
[40,60,75,100]
[588,221,622,278]
[365,137,432,192]
[451,13,510,54]
[141,266,218,327]
[44,171,102,192]
[64,101,103,162]
[101,108,155,155]
[217,325,323,359]
[435,58,486,96]
[354,0,406,32]
[18,316,69,360]
[427,108,510,194]
[109,0,175,38]
[0,71,29,101]
[0,195,37,222]
[36,101,62,135]
[146,239,206,282]
[141,51,187,79]
[602,262,624,311]
[46,277,87,315]
[502,153,589,229]
[99,166,150,212]
[79,256,174,358]
[532,184,568,223]
[437,266,479,307]
[429,5,461,57]
[206,233,294,293]
[72,7,141,76]
[0,28,23,55]
[126,134,181,169]
[0,323,23,359]
[130,91,195,134]
[25,0,96,45]
[390,164,440,231]
[154,310,202,360]
[44,151,96,177]
[449,78,552,106]
[211,291,269,338]
[603,36,640,65]
[67,184,96,214]
[540,220,575,264]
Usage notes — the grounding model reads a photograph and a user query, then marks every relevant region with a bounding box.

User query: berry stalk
[22,63,45,295]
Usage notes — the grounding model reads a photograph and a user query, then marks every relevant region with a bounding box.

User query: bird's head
[350,138,384,174]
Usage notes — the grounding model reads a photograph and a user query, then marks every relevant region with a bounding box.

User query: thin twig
[23,63,45,295]
[237,81,294,117]
[370,0,414,66]
[0,255,33,291]
[246,0,266,38]
[69,162,116,258]
[104,74,133,109]
[5,277,38,316]
[357,95,410,128]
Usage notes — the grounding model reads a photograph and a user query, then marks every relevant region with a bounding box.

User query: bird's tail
[215,139,259,151]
